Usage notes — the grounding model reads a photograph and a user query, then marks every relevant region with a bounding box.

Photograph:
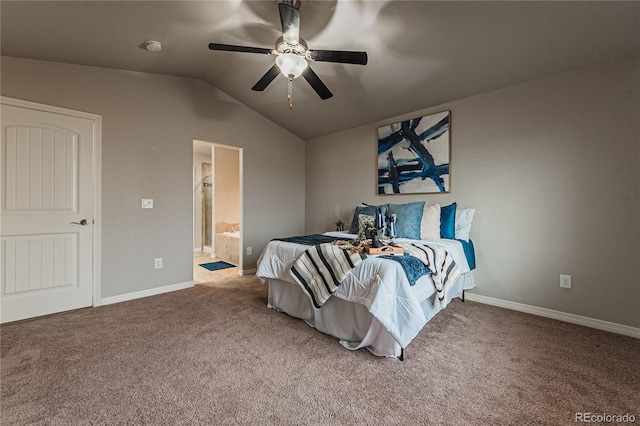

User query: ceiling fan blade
[302,67,333,100]
[278,3,300,45]
[309,50,368,65]
[208,43,273,55]
[252,65,281,92]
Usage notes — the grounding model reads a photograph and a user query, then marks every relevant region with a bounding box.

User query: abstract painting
[377,111,451,194]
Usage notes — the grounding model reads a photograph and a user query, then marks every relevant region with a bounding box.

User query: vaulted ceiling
[2,1,639,140]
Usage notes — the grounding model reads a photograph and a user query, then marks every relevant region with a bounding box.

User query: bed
[255,229,476,359]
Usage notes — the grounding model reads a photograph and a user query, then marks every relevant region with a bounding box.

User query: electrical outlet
[142,199,153,209]
[154,258,163,269]
[246,247,252,256]
[560,274,571,288]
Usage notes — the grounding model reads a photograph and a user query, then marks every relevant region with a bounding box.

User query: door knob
[69,219,89,226]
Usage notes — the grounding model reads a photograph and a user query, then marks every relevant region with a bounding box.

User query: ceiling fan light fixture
[276,53,308,78]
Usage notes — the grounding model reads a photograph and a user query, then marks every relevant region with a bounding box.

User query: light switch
[142,199,153,209]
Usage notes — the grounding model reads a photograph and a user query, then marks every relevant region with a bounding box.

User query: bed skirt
[267,273,473,358]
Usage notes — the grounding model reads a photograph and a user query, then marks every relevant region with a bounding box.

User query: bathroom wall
[213,145,240,233]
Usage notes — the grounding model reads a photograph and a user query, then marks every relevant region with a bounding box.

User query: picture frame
[377,110,451,194]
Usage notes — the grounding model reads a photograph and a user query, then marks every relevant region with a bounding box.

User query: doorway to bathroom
[193,140,242,284]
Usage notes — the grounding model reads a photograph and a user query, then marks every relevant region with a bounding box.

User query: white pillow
[455,209,476,242]
[420,203,441,241]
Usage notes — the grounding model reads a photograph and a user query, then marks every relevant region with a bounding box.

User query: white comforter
[256,232,474,349]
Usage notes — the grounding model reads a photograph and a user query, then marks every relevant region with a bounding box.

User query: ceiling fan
[208,1,368,109]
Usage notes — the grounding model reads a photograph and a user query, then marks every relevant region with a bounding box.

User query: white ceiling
[2,1,639,141]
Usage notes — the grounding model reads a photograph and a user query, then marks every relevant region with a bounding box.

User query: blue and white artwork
[377,111,451,194]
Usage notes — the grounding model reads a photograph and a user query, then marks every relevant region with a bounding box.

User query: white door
[1,101,97,323]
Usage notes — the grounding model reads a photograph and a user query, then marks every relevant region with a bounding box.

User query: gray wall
[1,56,305,299]
[305,56,640,328]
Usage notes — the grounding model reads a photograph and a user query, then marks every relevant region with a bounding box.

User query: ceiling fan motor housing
[275,36,307,56]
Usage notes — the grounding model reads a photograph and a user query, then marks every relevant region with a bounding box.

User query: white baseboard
[464,293,640,339]
[239,268,256,276]
[97,281,194,306]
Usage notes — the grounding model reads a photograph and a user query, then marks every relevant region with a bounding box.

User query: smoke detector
[144,40,162,52]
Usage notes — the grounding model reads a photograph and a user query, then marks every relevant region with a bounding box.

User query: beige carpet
[1,275,638,425]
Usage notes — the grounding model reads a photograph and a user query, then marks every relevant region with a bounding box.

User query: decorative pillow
[388,201,425,240]
[455,209,476,242]
[357,214,375,236]
[440,202,457,239]
[420,203,441,241]
[348,204,387,234]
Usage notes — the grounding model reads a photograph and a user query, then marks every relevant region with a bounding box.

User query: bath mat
[199,261,236,271]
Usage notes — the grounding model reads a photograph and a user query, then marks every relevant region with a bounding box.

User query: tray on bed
[364,245,405,255]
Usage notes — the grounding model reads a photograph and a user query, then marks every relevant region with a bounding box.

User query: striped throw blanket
[290,243,367,309]
[397,243,462,308]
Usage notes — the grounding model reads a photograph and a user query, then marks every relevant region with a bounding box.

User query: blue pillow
[440,202,457,239]
[388,201,425,240]
[348,204,388,234]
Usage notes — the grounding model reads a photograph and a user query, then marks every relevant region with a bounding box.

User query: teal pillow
[348,204,387,234]
[388,201,425,240]
[440,202,457,239]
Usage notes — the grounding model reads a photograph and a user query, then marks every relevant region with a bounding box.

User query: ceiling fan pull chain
[288,75,294,110]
